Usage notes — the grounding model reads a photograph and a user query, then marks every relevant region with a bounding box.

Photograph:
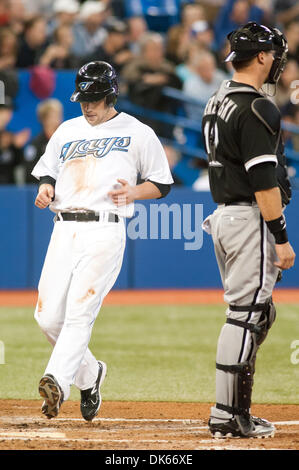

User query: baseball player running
[202,23,295,438]
[32,61,173,420]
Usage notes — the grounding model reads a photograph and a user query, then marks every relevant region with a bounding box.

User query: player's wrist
[38,183,53,195]
[131,185,140,201]
[266,215,288,244]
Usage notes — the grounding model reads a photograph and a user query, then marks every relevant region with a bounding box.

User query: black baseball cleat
[209,415,275,439]
[80,361,107,422]
[39,374,64,419]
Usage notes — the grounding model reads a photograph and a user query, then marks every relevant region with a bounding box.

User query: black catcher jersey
[202,80,290,204]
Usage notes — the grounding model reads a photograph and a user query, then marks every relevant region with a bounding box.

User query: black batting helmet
[70,61,119,106]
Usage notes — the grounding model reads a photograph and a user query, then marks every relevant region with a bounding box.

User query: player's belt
[224,202,254,206]
[56,212,119,223]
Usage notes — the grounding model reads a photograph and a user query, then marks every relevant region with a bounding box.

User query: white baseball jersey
[32,112,174,217]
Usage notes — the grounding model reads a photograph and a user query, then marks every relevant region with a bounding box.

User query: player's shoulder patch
[251,97,281,135]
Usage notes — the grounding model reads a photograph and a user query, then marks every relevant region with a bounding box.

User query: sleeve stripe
[244,155,278,172]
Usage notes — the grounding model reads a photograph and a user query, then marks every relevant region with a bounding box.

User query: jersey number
[203,121,222,167]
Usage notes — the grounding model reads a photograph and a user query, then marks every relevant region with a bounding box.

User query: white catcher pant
[34,215,126,400]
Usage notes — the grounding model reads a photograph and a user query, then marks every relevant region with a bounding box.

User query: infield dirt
[0,400,299,450]
[1,289,299,307]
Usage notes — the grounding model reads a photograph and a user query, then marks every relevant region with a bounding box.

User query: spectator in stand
[124,0,182,33]
[23,0,54,17]
[166,3,207,65]
[274,0,299,26]
[252,0,276,25]
[40,24,79,69]
[47,0,80,37]
[0,96,31,184]
[83,18,133,75]
[176,35,233,85]
[196,0,225,23]
[23,98,63,183]
[274,59,299,109]
[213,0,265,50]
[105,0,126,18]
[127,16,148,55]
[285,21,299,65]
[0,27,18,69]
[7,0,28,36]
[281,103,299,185]
[163,144,183,186]
[176,42,205,83]
[122,32,182,137]
[190,20,215,51]
[183,50,227,120]
[72,1,108,59]
[0,0,9,27]
[282,103,299,152]
[16,15,48,67]
[0,27,19,102]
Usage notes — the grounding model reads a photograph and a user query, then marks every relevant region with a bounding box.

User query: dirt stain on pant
[37,297,43,314]
[78,289,95,303]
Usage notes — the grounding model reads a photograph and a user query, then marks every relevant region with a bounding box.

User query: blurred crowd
[0,0,299,186]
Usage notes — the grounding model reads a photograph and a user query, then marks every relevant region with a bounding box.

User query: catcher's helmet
[70,61,119,106]
[224,22,288,84]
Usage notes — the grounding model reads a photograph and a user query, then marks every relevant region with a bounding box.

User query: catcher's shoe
[39,374,64,419]
[209,415,275,439]
[80,361,107,422]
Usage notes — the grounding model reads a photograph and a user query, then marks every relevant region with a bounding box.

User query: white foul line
[55,417,204,424]
[54,417,299,427]
[273,420,299,426]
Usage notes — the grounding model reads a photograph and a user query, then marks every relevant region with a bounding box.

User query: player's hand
[108,179,136,206]
[35,184,55,209]
[274,242,296,270]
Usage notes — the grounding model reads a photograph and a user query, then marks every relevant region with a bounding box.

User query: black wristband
[39,175,56,189]
[266,215,288,244]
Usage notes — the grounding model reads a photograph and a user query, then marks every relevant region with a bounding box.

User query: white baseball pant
[34,213,126,400]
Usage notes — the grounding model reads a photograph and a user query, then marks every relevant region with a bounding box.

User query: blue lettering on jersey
[59,137,131,162]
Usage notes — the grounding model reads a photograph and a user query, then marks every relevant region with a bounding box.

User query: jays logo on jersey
[60,137,131,162]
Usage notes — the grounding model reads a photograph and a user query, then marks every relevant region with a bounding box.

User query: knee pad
[255,299,276,346]
[227,297,276,347]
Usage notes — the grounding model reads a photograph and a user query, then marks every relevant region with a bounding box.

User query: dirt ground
[0,400,299,450]
[1,288,299,307]
[1,291,298,451]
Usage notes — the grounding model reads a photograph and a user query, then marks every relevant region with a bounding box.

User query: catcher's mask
[224,22,288,85]
[70,61,119,107]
